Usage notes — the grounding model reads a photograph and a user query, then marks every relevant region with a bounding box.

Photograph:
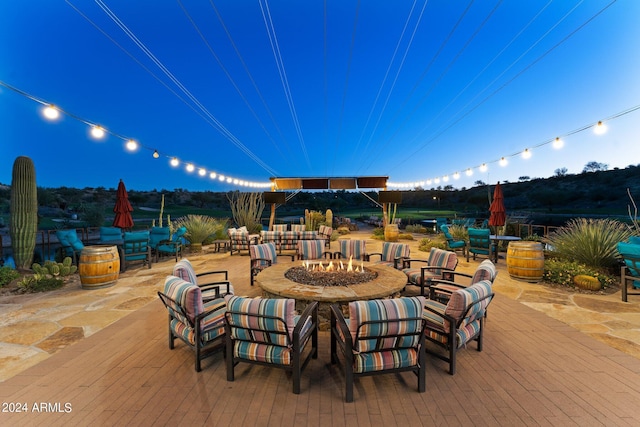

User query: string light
[209,172,217,179]
[465,168,473,176]
[125,139,138,151]
[522,149,531,159]
[170,157,179,167]
[42,104,60,120]
[594,120,607,135]
[553,137,563,149]
[442,175,449,182]
[186,163,195,172]
[90,125,105,139]
[198,168,206,176]
[499,157,508,167]
[479,163,488,172]
[152,150,160,158]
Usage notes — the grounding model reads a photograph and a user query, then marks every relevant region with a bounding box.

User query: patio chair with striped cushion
[368,242,410,269]
[157,276,227,372]
[173,258,234,300]
[224,296,318,394]
[330,297,427,402]
[402,248,458,296]
[249,243,294,286]
[334,239,368,261]
[296,240,333,261]
[429,259,497,303]
[422,279,494,374]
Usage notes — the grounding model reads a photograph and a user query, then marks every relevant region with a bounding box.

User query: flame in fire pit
[302,256,365,273]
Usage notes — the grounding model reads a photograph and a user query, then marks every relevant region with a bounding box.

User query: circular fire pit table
[256,261,408,327]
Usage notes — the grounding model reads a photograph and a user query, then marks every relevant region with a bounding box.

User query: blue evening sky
[1,0,638,192]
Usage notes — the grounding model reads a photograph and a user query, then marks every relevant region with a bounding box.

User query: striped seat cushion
[380,242,410,262]
[348,297,425,354]
[173,259,198,284]
[353,348,418,373]
[170,298,226,345]
[164,276,203,324]
[280,231,298,250]
[298,230,318,240]
[431,260,496,298]
[260,230,280,244]
[250,243,278,269]
[339,240,366,260]
[426,248,458,275]
[297,240,324,260]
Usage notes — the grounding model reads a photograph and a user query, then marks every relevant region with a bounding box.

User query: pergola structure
[266,176,395,230]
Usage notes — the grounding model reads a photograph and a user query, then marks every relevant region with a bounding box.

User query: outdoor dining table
[489,234,521,262]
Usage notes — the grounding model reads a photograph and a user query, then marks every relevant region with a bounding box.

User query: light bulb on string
[499,157,508,167]
[152,150,159,159]
[170,157,179,167]
[125,139,138,151]
[218,175,225,181]
[522,149,531,159]
[227,177,233,183]
[198,168,206,176]
[90,125,105,140]
[465,168,473,176]
[434,177,440,184]
[594,120,607,135]
[42,104,60,120]
[553,137,563,149]
[186,163,195,173]
[480,163,488,172]
[453,172,460,180]
[442,175,449,182]
[209,172,217,179]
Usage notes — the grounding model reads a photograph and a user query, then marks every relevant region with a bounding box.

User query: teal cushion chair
[55,229,84,264]
[618,242,640,302]
[224,295,318,394]
[157,226,186,262]
[467,227,496,262]
[441,224,466,256]
[628,236,640,245]
[423,280,495,374]
[122,231,151,271]
[330,297,426,402]
[149,227,171,262]
[157,276,227,372]
[98,227,123,244]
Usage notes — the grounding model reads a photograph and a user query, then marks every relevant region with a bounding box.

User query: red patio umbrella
[113,179,134,229]
[488,182,506,234]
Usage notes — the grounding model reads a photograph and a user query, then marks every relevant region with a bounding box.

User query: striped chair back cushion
[444,280,493,330]
[250,243,278,268]
[339,240,366,260]
[272,224,287,232]
[426,248,458,275]
[173,259,198,284]
[225,296,296,345]
[318,225,332,238]
[298,230,318,240]
[260,230,279,244]
[164,275,203,324]
[348,297,425,353]
[297,240,324,260]
[291,224,305,233]
[381,242,410,262]
[472,259,498,283]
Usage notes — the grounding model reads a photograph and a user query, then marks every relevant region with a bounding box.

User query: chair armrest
[367,252,383,262]
[322,251,333,259]
[402,258,429,268]
[196,270,229,281]
[329,303,352,353]
[200,281,233,300]
[195,298,227,328]
[283,254,296,262]
[294,301,318,345]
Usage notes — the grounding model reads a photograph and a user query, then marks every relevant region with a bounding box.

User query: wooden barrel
[507,241,545,282]
[79,245,120,289]
[384,224,399,242]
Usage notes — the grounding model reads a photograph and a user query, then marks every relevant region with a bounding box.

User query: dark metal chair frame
[621,256,640,302]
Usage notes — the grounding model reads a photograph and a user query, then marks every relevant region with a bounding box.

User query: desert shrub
[418,237,446,252]
[371,227,384,240]
[405,224,427,234]
[17,275,64,293]
[0,266,20,287]
[543,258,616,289]
[173,215,227,245]
[447,224,468,241]
[337,227,351,235]
[398,233,414,240]
[544,218,631,270]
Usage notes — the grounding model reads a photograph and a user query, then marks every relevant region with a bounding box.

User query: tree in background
[554,167,568,177]
[583,161,608,173]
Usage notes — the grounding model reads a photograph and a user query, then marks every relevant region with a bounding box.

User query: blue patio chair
[122,230,152,271]
[441,224,466,256]
[157,226,186,262]
[149,226,171,262]
[467,228,496,262]
[98,227,123,244]
[55,229,84,265]
[618,241,640,302]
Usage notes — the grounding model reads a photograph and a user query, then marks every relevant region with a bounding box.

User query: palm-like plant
[544,218,631,270]
[173,215,227,246]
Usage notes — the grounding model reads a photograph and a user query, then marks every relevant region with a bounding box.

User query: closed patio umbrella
[488,182,505,234]
[113,179,134,230]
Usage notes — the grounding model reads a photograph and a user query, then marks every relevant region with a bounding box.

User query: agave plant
[544,218,632,270]
[173,215,227,245]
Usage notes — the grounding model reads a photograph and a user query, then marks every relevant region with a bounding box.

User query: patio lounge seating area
[2,231,640,424]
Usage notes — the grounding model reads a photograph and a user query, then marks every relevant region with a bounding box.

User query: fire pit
[284,258,378,287]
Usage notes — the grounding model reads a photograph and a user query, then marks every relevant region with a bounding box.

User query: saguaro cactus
[10,156,38,271]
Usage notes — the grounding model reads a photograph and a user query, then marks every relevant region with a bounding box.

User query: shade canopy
[113,179,134,229]
[270,176,388,190]
[488,182,506,228]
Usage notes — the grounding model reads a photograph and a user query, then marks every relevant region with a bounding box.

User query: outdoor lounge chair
[55,229,84,265]
[467,227,496,262]
[423,279,494,374]
[330,297,426,402]
[333,239,367,261]
[249,243,294,286]
[368,242,410,269]
[173,258,234,300]
[149,226,170,262]
[156,226,186,262]
[441,224,466,256]
[618,241,640,302]
[122,230,152,271]
[429,259,497,303]
[227,226,253,255]
[296,240,333,260]
[318,225,333,248]
[402,248,458,296]
[98,226,123,244]
[157,276,227,372]
[224,296,318,394]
